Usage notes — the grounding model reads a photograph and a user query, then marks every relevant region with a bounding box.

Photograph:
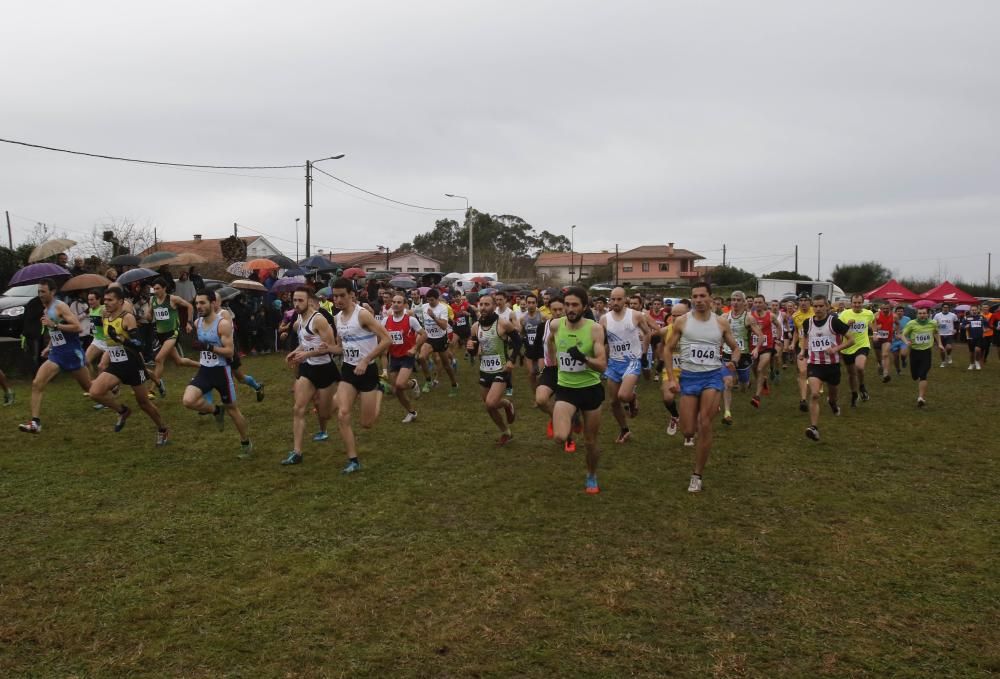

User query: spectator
[57,253,69,269]
[174,270,196,303]
[188,267,205,291]
[105,267,118,283]
[157,265,176,293]
[20,294,44,375]
[71,258,87,276]
[69,292,91,345]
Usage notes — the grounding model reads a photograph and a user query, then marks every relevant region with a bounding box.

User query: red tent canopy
[864,279,919,302]
[918,281,979,304]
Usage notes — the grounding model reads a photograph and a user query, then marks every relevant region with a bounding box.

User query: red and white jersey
[383,312,422,358]
[751,310,774,350]
[804,315,847,365]
[648,308,667,330]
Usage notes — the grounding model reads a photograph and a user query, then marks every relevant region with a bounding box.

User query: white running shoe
[939,362,946,368]
[687,475,703,493]
[402,411,417,423]
[683,436,695,447]
[968,364,975,371]
[947,357,953,365]
[410,378,421,400]
[667,417,679,436]
[917,397,926,408]
[975,362,982,370]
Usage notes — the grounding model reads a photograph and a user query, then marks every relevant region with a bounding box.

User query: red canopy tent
[864,279,919,302]
[918,281,979,304]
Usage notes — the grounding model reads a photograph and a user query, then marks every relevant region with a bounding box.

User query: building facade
[322,250,441,274]
[534,252,613,285]
[139,235,284,263]
[616,243,703,286]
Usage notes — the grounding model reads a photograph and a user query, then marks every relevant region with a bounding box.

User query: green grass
[1,349,998,677]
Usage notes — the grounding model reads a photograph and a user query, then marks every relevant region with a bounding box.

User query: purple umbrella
[9,262,72,286]
[271,275,307,293]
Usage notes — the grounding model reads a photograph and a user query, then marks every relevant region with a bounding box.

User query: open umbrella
[165,252,208,267]
[28,238,77,263]
[110,254,141,267]
[317,286,332,299]
[283,267,310,277]
[955,304,972,312]
[226,261,250,277]
[9,262,72,286]
[216,286,241,302]
[471,276,492,285]
[61,273,112,292]
[366,270,394,280]
[390,277,416,290]
[418,286,431,295]
[421,272,444,284]
[246,258,280,271]
[270,254,297,269]
[480,287,497,296]
[913,299,936,310]
[298,255,340,272]
[499,283,521,293]
[140,251,178,267]
[343,267,366,279]
[271,275,307,293]
[230,279,268,293]
[115,267,159,286]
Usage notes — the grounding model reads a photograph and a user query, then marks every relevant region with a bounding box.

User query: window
[391,267,402,273]
[622,263,633,272]
[407,267,420,272]
[365,267,376,272]
[641,262,650,272]
[659,262,670,272]
[424,267,436,272]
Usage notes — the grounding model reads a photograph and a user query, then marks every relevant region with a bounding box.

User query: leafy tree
[0,243,38,289]
[764,270,811,281]
[708,264,755,286]
[831,261,892,294]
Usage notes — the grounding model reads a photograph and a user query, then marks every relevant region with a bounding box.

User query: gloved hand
[106,325,119,341]
[567,346,586,363]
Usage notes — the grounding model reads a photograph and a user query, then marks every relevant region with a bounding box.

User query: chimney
[193,234,202,241]
[667,242,674,255]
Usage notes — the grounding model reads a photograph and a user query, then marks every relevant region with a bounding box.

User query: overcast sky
[2,0,998,282]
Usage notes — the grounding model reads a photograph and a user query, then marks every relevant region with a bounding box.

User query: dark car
[0,284,39,338]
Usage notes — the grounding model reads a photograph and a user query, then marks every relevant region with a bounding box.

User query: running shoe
[2,389,14,407]
[496,432,513,446]
[615,428,631,444]
[799,399,808,413]
[255,383,265,402]
[545,419,554,439]
[860,387,870,402]
[157,379,166,398]
[411,379,422,399]
[156,428,170,447]
[722,411,733,426]
[564,439,577,453]
[626,394,639,418]
[762,381,771,396]
[114,406,131,433]
[503,401,515,425]
[451,358,458,370]
[917,397,926,408]
[341,458,362,474]
[147,391,157,402]
[829,400,841,416]
[585,474,600,494]
[402,411,418,423]
[505,387,513,398]
[93,403,106,410]
[968,364,975,371]
[214,406,226,431]
[238,441,254,459]
[683,436,695,447]
[449,385,459,397]
[882,375,891,383]
[939,362,946,369]
[805,425,820,441]
[975,362,982,370]
[750,396,761,409]
[18,420,40,434]
[687,474,703,493]
[313,431,330,442]
[281,451,303,465]
[422,381,433,393]
[947,357,953,365]
[902,357,907,368]
[850,392,858,408]
[667,416,679,436]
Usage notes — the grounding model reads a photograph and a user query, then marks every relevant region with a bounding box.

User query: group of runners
[6,274,991,494]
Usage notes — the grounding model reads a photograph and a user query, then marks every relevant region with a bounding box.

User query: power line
[0,137,304,170]
[311,165,463,212]
[312,177,464,217]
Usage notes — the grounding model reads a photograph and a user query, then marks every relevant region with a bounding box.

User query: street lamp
[445,194,472,272]
[817,232,823,281]
[295,217,300,260]
[305,154,346,257]
[570,225,577,282]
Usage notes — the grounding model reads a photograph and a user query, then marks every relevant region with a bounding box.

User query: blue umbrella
[298,255,340,272]
[115,267,159,286]
[271,275,307,293]
[9,262,72,286]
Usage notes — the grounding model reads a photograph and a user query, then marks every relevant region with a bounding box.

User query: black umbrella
[283,267,309,277]
[298,255,340,272]
[269,254,297,269]
[216,286,241,302]
[421,272,444,285]
[110,254,141,267]
[390,278,416,290]
[499,283,521,293]
[115,267,159,286]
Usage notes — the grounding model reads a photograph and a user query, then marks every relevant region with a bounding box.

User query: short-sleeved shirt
[902,319,937,351]
[838,308,875,354]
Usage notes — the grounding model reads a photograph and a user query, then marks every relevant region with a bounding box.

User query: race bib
[914,332,932,345]
[344,347,362,363]
[672,354,682,369]
[480,355,503,372]
[736,337,746,351]
[200,350,219,364]
[850,321,867,334]
[610,340,632,357]
[389,330,404,345]
[876,330,889,340]
[456,316,466,327]
[527,332,537,344]
[108,346,129,363]
[49,329,66,347]
[809,336,834,352]
[750,333,759,347]
[557,352,586,372]
[970,320,982,329]
[154,306,170,321]
[688,343,719,366]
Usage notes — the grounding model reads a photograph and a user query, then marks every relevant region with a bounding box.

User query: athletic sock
[664,400,679,417]
[244,375,261,390]
[32,417,40,425]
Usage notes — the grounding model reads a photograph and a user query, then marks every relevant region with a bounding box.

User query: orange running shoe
[564,439,576,453]
[546,419,554,439]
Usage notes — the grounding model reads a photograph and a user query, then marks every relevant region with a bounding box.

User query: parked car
[0,284,38,338]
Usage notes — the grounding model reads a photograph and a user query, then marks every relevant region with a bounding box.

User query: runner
[720,291,761,425]
[659,301,688,439]
[534,296,576,451]
[520,293,545,396]
[890,305,911,375]
[450,292,476,364]
[961,303,985,370]
[981,305,994,364]
[148,277,198,397]
[84,290,108,375]
[750,294,776,408]
[332,277,392,474]
[872,300,895,382]
[216,297,266,402]
[799,295,854,442]
[18,279,92,434]
[933,303,958,367]
[383,292,425,423]
[181,291,253,458]
[418,289,459,396]
[600,287,653,443]
[662,282,741,492]
[838,293,875,407]
[467,293,518,445]
[791,294,815,412]
[546,286,608,494]
[901,307,943,407]
[86,286,169,445]
[493,291,520,397]
[647,298,668,381]
[281,287,340,465]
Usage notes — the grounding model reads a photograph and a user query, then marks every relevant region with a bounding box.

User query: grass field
[1,347,998,677]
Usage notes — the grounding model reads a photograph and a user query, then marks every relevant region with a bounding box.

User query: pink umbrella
[913,299,936,309]
[418,286,431,295]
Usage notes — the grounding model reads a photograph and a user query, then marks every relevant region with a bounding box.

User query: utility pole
[722,243,726,267]
[295,218,300,260]
[306,154,346,258]
[154,227,158,247]
[989,252,992,288]
[817,232,823,281]
[794,244,798,274]
[233,222,238,238]
[5,211,11,249]
[615,244,619,286]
